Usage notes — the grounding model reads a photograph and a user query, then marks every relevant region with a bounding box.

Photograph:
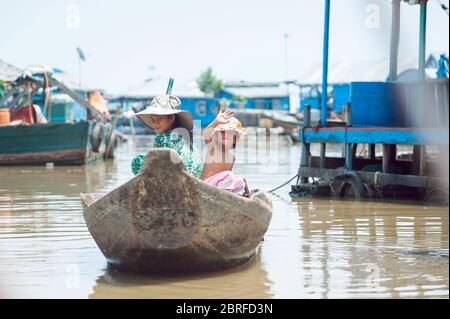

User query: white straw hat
[136,95,194,131]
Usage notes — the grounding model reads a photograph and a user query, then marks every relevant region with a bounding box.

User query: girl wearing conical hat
[131,94,202,178]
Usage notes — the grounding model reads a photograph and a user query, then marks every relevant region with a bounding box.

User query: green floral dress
[131,132,203,178]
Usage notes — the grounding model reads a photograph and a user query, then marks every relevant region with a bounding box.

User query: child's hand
[214,108,235,126]
[204,108,236,144]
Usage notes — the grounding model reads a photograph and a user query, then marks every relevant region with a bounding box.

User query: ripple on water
[0,136,448,298]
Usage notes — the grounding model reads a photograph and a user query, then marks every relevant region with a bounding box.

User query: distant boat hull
[260,111,303,143]
[81,149,273,274]
[0,121,113,165]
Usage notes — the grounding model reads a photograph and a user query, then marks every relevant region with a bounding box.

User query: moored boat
[81,149,273,274]
[0,120,114,165]
[0,69,117,166]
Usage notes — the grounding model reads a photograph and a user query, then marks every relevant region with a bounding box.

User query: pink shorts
[204,171,245,195]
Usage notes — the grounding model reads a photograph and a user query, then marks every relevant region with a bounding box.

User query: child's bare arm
[203,108,235,143]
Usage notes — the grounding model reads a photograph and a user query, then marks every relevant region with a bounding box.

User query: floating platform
[291,81,449,203]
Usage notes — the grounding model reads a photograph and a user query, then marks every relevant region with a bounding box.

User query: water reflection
[288,199,449,298]
[90,250,272,299]
[0,135,448,299]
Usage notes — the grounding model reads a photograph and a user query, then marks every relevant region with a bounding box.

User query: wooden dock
[291,98,449,203]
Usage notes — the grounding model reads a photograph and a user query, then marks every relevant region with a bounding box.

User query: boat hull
[0,121,111,165]
[82,149,273,274]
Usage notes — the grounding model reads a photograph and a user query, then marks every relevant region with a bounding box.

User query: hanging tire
[91,122,104,153]
[334,171,365,200]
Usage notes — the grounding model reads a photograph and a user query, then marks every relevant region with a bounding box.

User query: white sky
[1,0,448,93]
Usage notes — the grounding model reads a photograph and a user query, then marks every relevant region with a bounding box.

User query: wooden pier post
[300,104,312,183]
[104,104,121,159]
[369,144,376,160]
[345,103,353,171]
[352,144,358,160]
[382,144,397,173]
[413,145,428,176]
[419,145,427,176]
[304,104,311,128]
[320,143,326,169]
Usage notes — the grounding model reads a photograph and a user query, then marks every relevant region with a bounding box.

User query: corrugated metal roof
[298,56,439,84]
[0,59,22,82]
[122,78,206,99]
[224,81,281,88]
[221,85,289,98]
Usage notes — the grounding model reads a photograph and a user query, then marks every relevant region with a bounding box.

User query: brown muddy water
[0,135,448,299]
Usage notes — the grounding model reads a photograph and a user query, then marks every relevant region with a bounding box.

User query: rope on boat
[268,174,299,194]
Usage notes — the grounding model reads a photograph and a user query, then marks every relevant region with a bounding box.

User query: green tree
[197,67,223,97]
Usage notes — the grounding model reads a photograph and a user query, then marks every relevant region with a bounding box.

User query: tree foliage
[197,67,223,97]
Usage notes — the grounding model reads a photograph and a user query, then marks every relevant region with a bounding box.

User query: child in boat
[131,95,202,178]
[201,108,249,197]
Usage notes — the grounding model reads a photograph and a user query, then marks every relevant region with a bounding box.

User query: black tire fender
[91,122,104,153]
[334,171,365,200]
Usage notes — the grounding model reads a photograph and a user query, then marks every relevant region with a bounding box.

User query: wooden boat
[81,149,273,274]
[260,110,303,143]
[0,120,114,165]
[0,74,117,166]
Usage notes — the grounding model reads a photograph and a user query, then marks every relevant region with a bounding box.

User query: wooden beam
[297,167,448,190]
[300,104,312,183]
[320,143,326,168]
[304,104,311,127]
[310,156,382,170]
[345,143,352,170]
[382,144,397,173]
[345,103,353,170]
[369,144,376,160]
[413,144,427,176]
[0,149,85,165]
[352,143,358,159]
[419,145,427,176]
[47,75,103,120]
[390,144,397,162]
[345,103,352,127]
[302,127,448,145]
[413,145,421,175]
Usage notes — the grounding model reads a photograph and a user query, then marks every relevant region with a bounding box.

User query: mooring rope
[268,174,300,194]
